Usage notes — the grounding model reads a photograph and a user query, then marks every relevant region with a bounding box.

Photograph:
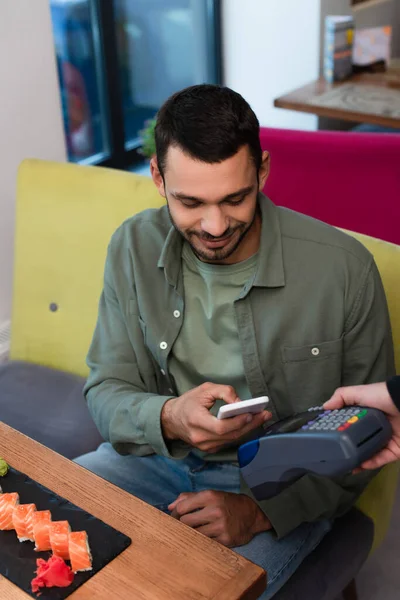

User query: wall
[0,0,67,324]
[222,0,321,130]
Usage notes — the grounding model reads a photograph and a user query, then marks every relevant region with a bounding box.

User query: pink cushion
[260,127,400,245]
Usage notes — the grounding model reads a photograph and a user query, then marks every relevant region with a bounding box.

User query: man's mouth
[199,232,234,248]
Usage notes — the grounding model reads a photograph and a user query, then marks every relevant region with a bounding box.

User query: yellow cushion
[343,230,400,374]
[11,159,164,376]
[11,160,399,551]
[340,229,400,552]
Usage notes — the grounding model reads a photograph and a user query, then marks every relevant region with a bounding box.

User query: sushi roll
[0,492,19,530]
[50,521,71,560]
[12,503,37,541]
[69,531,93,572]
[33,510,52,551]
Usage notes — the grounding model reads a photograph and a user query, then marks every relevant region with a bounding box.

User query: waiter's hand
[169,490,272,547]
[324,383,400,469]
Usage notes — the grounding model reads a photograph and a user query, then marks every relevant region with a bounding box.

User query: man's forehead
[163,145,256,195]
[164,144,253,172]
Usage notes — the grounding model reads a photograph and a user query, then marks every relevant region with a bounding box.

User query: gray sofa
[0,361,102,459]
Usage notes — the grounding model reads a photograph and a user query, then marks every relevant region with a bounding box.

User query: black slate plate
[0,468,131,598]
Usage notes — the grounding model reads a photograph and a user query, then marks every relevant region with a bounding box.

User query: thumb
[323,388,347,410]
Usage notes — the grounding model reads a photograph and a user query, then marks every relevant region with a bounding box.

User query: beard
[167,204,258,263]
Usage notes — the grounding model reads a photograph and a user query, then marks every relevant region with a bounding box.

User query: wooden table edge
[273,96,400,128]
[212,566,267,600]
[0,423,267,600]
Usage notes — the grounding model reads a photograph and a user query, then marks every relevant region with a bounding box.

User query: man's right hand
[161,382,271,453]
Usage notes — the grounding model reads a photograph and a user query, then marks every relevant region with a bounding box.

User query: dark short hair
[155,84,262,177]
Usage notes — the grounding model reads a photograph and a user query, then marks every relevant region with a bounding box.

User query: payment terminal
[238,406,392,500]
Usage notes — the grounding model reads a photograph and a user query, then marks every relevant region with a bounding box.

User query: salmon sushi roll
[12,503,37,541]
[50,520,71,560]
[33,510,52,551]
[69,531,92,572]
[0,492,19,530]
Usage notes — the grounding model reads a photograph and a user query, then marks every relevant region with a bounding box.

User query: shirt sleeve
[243,258,395,539]
[387,376,400,411]
[83,242,190,460]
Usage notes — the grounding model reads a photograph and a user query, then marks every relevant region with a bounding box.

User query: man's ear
[150,157,166,197]
[258,151,270,191]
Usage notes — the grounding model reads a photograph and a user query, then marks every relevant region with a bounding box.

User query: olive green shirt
[84,194,395,538]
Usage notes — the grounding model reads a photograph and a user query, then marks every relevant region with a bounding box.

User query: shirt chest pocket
[281,337,343,410]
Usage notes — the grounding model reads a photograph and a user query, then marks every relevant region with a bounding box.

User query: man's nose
[201,206,228,238]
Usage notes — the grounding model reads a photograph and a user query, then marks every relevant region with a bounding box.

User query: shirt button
[160,369,166,376]
[311,347,320,356]
[160,341,168,350]
[173,310,181,318]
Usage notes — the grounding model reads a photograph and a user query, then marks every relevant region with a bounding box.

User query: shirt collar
[157,193,285,289]
[157,217,183,288]
[254,193,285,288]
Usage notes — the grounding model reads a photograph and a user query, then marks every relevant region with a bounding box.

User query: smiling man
[164,149,260,263]
[76,85,394,598]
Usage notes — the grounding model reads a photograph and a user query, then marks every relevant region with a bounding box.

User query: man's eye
[225,196,245,206]
[182,200,201,208]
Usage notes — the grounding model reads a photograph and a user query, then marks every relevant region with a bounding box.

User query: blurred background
[1,0,399,373]
[49,0,221,165]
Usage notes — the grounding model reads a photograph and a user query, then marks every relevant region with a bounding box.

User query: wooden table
[274,72,400,128]
[0,422,266,599]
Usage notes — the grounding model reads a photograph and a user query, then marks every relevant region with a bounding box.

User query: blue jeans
[75,444,332,598]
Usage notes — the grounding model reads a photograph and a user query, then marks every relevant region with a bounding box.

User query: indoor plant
[139,117,157,160]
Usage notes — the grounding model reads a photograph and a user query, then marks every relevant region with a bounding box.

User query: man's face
[151,145,270,263]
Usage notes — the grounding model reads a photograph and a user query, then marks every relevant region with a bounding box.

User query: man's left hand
[168,490,272,547]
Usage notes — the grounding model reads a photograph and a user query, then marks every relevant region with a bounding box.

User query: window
[50,0,221,168]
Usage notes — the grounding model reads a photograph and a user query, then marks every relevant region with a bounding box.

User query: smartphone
[217,396,269,420]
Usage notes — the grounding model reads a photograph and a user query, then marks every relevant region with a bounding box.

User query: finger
[168,493,194,511]
[196,413,269,451]
[193,410,271,451]
[205,383,240,405]
[193,411,256,441]
[323,398,343,410]
[213,410,272,437]
[172,491,211,517]
[203,444,229,454]
[218,411,271,440]
[180,507,214,528]
[360,458,384,470]
[195,523,220,539]
[168,495,186,512]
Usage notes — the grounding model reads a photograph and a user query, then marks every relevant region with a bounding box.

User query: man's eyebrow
[170,185,255,203]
